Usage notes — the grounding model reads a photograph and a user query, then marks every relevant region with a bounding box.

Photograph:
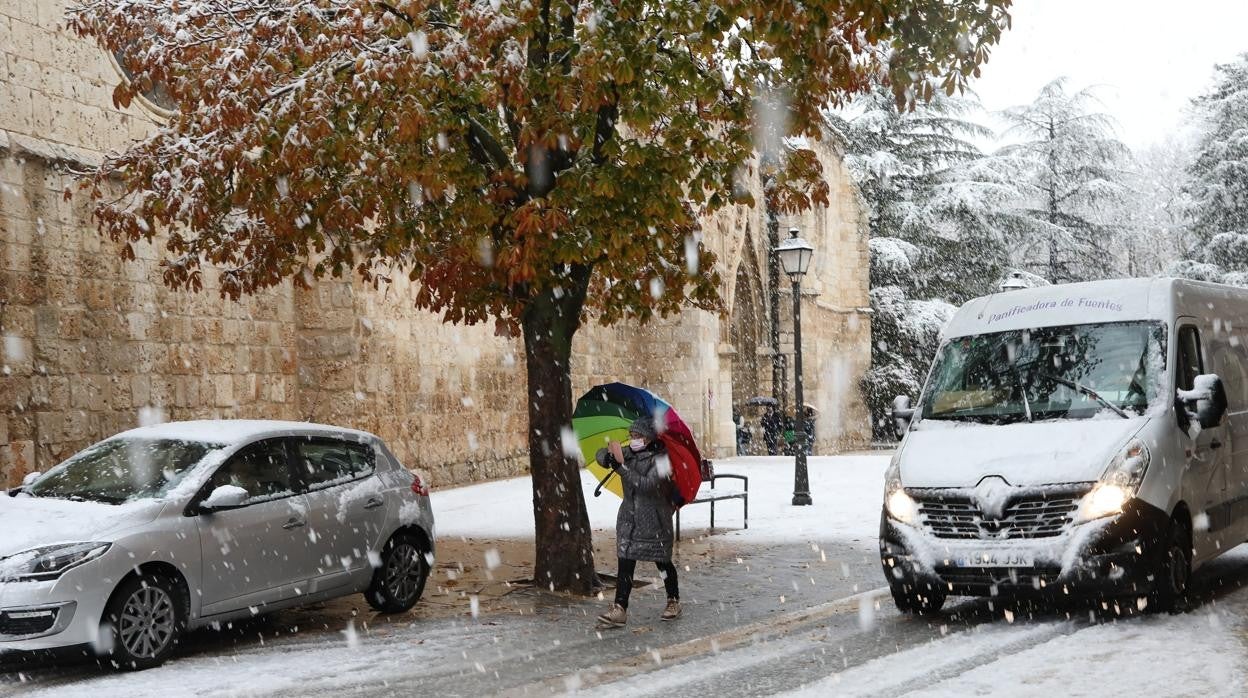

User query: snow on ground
[788,601,1245,697]
[433,455,890,546]
[924,608,1243,696]
[11,454,1248,697]
[5,455,888,698]
[15,617,525,698]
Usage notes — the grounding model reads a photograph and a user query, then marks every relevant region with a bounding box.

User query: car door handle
[1211,439,1224,450]
[364,497,384,510]
[282,518,306,530]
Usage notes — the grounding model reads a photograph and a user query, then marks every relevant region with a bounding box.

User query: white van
[881,277,1241,614]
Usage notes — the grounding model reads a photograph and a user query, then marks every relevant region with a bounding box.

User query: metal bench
[676,459,748,540]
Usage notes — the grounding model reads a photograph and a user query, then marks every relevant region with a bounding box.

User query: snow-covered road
[3,455,1247,697]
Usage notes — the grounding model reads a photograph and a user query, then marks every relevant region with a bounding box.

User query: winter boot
[661,599,682,621]
[596,604,627,629]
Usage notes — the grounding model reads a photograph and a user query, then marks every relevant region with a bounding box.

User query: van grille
[915,485,1092,540]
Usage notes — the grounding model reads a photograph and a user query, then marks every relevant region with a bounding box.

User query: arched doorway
[728,231,767,454]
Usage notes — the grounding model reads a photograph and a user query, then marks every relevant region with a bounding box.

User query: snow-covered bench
[675,459,748,540]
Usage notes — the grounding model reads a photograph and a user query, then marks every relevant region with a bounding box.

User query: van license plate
[953,552,1034,568]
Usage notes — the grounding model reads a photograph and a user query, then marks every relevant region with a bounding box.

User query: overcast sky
[967,0,1248,149]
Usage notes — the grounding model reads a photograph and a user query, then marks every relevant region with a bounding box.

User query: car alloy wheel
[366,532,430,613]
[385,542,424,605]
[118,585,177,660]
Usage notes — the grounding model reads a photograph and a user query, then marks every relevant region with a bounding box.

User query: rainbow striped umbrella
[572,382,702,505]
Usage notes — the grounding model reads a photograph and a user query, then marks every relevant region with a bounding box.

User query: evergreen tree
[828,86,1016,437]
[1174,53,1248,284]
[997,78,1130,283]
[860,239,955,438]
[1115,137,1191,277]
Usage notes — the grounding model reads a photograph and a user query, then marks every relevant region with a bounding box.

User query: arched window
[109,49,176,116]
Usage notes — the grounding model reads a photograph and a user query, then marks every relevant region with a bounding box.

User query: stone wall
[778,143,874,451]
[0,4,872,488]
[0,152,299,486]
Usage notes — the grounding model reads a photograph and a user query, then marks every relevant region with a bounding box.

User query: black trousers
[614,557,679,609]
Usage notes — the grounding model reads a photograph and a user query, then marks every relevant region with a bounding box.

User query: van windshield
[922,321,1167,424]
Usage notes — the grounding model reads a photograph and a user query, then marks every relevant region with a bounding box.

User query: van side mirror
[892,395,915,440]
[1178,374,1228,430]
[21,471,42,487]
[200,484,249,512]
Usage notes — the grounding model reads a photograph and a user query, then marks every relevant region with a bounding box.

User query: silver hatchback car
[0,420,436,669]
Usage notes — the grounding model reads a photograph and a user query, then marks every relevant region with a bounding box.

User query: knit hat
[628,416,658,441]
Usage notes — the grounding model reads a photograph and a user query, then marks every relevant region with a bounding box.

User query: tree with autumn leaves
[68,0,1012,594]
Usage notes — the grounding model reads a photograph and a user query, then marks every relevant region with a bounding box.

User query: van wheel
[99,573,186,670]
[889,581,946,616]
[365,532,430,613]
[1148,517,1191,614]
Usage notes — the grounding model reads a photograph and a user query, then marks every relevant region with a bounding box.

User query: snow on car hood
[900,417,1146,488]
[0,495,163,557]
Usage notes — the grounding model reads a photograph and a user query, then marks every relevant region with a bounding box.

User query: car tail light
[411,474,430,497]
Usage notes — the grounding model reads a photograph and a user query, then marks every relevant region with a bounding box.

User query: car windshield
[25,438,225,504]
[921,321,1167,424]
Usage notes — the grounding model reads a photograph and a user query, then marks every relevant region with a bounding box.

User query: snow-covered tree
[861,241,955,438]
[1173,53,1248,284]
[1113,137,1191,276]
[997,78,1130,283]
[67,0,1013,593]
[829,87,1016,435]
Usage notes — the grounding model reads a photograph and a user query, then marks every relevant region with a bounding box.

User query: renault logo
[972,476,1013,521]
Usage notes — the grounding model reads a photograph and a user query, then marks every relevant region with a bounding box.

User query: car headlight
[1079,440,1151,521]
[883,456,918,525]
[0,542,111,582]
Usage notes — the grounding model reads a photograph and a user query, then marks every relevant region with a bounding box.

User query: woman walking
[595,416,681,628]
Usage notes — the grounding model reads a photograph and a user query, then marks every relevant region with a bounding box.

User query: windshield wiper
[1038,373,1130,419]
[927,411,1029,425]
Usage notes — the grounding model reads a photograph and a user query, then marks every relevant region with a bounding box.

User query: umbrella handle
[594,469,614,496]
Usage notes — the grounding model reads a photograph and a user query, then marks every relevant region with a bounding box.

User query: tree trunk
[521,266,597,595]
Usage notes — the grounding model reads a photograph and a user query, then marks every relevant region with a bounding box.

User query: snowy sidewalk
[433,454,890,546]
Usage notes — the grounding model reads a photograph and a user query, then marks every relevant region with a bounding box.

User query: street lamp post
[775,227,815,506]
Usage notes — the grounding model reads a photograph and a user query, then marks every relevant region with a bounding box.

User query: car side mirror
[1178,374,1228,430]
[892,395,915,440]
[200,485,249,512]
[21,471,42,487]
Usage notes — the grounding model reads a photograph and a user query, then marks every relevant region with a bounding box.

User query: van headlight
[1079,440,1150,521]
[0,543,111,582]
[883,457,918,525]
[887,487,919,524]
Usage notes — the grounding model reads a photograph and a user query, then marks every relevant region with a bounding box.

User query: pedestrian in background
[761,406,782,455]
[733,409,751,455]
[782,411,796,455]
[594,416,681,628]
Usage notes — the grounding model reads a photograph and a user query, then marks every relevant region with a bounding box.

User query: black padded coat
[596,444,676,562]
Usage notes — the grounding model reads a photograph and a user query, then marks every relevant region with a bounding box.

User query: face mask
[629,438,647,452]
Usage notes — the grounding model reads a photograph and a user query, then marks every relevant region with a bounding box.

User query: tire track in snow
[494,587,890,697]
[577,598,1099,697]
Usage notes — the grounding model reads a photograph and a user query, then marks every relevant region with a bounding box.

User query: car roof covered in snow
[110,420,379,446]
[940,277,1247,339]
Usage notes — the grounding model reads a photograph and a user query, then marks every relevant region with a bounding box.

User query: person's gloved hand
[608,440,625,468]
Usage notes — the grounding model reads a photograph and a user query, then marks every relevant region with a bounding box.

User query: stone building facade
[0,4,872,488]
